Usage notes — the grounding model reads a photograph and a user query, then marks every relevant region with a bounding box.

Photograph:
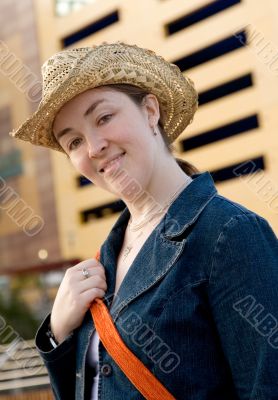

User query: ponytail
[175,157,200,177]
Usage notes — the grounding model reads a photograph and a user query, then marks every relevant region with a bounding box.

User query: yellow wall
[33,0,278,260]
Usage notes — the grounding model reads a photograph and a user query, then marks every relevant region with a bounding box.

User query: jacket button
[100,363,112,377]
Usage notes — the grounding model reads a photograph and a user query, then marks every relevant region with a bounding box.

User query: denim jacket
[35,171,278,400]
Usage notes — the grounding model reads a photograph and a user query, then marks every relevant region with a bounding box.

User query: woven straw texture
[10,42,198,152]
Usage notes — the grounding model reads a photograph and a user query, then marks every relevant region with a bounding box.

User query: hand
[50,258,107,344]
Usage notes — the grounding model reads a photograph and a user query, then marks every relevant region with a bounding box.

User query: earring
[153,127,158,136]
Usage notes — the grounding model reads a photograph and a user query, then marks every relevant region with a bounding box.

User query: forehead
[66,86,127,107]
[54,86,128,121]
[53,86,135,134]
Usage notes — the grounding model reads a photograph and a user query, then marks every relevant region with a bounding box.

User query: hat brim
[10,46,198,153]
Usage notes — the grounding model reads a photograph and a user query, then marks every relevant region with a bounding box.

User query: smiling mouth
[99,152,126,174]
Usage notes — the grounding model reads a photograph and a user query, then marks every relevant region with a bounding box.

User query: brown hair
[104,84,200,177]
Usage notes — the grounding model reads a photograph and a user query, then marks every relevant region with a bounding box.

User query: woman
[10,43,278,399]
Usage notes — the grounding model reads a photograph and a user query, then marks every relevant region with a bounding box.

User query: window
[62,10,119,47]
[56,0,98,17]
[210,156,265,182]
[77,176,92,187]
[198,74,253,106]
[181,115,259,151]
[174,30,246,71]
[166,0,241,35]
[81,200,125,223]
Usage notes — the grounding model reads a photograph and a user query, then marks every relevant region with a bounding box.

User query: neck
[122,155,191,226]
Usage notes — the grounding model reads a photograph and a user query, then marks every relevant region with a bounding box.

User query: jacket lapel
[99,171,218,320]
[109,223,186,319]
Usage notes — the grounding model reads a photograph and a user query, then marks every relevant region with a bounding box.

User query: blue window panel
[181,115,259,151]
[62,11,119,47]
[81,200,125,223]
[166,0,241,35]
[77,176,92,187]
[173,30,247,71]
[210,156,265,183]
[198,74,253,106]
[0,149,23,179]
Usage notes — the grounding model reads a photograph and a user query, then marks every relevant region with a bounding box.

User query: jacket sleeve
[35,313,76,400]
[208,213,278,400]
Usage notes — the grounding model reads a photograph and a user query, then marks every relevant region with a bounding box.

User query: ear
[142,94,160,129]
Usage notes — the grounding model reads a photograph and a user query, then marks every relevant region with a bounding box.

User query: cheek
[71,155,113,192]
[70,154,86,175]
[126,148,154,188]
[70,154,97,183]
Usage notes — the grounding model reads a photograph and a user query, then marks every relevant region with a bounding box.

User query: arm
[208,213,278,400]
[35,313,76,400]
[35,257,107,399]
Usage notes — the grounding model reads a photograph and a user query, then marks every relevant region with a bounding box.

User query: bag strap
[90,250,176,400]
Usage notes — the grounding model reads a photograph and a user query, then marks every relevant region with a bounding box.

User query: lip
[98,152,126,174]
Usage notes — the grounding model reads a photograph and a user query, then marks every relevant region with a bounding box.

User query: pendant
[122,245,132,260]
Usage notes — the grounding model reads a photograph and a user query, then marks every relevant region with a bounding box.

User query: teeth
[106,156,121,168]
[102,153,124,172]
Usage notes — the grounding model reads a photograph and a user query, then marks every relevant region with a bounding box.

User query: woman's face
[52,87,161,197]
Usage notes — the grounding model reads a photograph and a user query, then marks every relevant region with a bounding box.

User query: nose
[87,134,108,158]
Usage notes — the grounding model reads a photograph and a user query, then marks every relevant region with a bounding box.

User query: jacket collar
[109,171,217,237]
[99,171,218,316]
[163,171,217,238]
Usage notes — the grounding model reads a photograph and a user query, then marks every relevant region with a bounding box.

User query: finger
[81,287,106,305]
[78,266,106,282]
[69,261,106,281]
[74,258,103,271]
[78,259,106,275]
[79,274,107,293]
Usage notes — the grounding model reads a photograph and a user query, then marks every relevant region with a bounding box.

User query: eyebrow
[55,98,107,141]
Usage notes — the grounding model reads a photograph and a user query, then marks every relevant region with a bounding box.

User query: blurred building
[1,0,278,270]
[0,0,61,272]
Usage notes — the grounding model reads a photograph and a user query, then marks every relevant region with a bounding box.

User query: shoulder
[206,195,278,280]
[192,193,278,273]
[210,193,267,220]
[201,193,275,235]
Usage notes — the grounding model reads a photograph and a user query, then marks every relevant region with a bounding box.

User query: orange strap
[90,250,176,400]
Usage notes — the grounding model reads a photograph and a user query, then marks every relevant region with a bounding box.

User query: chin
[108,170,144,200]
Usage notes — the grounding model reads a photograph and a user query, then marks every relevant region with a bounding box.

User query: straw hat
[10,42,198,153]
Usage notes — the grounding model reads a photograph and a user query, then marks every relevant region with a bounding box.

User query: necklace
[121,230,144,262]
[121,177,192,261]
[128,176,192,232]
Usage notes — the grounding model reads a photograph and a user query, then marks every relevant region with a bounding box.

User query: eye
[68,137,82,151]
[98,114,112,125]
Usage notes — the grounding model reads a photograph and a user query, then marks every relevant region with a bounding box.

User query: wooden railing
[0,339,53,400]
[0,389,53,400]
